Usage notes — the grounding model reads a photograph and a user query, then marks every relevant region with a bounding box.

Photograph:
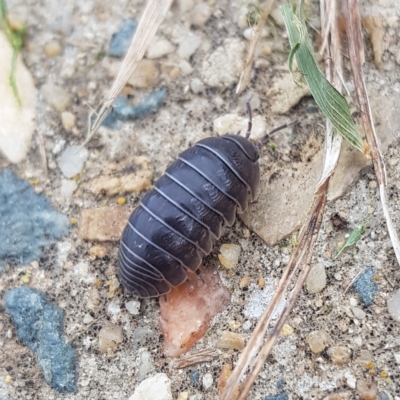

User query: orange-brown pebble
[89,245,107,259]
[380,371,387,377]
[239,277,250,289]
[365,362,374,370]
[258,277,265,287]
[218,364,241,399]
[117,197,126,205]
[356,376,378,400]
[70,218,77,225]
[95,279,102,286]
[216,331,246,351]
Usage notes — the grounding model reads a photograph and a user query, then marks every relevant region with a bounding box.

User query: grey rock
[354,268,378,306]
[0,170,69,273]
[109,19,137,57]
[4,287,77,393]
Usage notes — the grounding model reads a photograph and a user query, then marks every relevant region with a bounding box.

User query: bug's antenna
[256,120,298,149]
[245,100,253,139]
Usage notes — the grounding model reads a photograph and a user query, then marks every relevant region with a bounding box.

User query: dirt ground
[0,0,400,399]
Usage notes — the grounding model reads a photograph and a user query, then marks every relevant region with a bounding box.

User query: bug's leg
[245,100,253,139]
[256,119,298,149]
[163,294,168,302]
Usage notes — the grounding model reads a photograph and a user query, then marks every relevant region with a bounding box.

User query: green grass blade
[334,224,366,259]
[281,4,363,152]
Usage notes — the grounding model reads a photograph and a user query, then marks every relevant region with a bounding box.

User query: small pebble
[352,307,367,320]
[137,349,154,381]
[190,78,205,94]
[306,263,327,293]
[239,277,250,289]
[83,313,94,324]
[126,300,141,315]
[89,245,107,259]
[349,297,358,306]
[202,373,213,390]
[60,179,77,198]
[61,111,76,131]
[146,37,175,59]
[218,244,241,269]
[129,373,172,400]
[179,60,193,76]
[216,331,246,350]
[44,40,62,57]
[58,146,88,178]
[190,371,200,383]
[98,325,123,353]
[356,377,378,400]
[387,289,400,322]
[327,346,351,365]
[190,3,212,27]
[280,324,294,336]
[242,320,252,331]
[354,268,378,307]
[177,392,189,400]
[79,207,130,242]
[178,35,202,59]
[109,19,137,57]
[42,83,72,112]
[258,277,265,287]
[345,372,356,389]
[87,288,101,310]
[306,330,331,353]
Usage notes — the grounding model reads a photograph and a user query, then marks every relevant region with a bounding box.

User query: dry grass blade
[221,1,343,398]
[81,0,173,147]
[174,348,218,369]
[236,0,275,95]
[343,0,400,266]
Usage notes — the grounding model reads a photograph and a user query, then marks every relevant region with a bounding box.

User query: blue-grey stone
[109,19,137,57]
[103,88,167,129]
[379,391,389,400]
[276,379,285,389]
[190,371,200,384]
[264,393,288,400]
[0,170,69,272]
[5,287,77,393]
[354,267,378,306]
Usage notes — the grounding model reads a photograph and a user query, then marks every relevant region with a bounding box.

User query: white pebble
[61,111,76,131]
[126,300,141,315]
[178,35,202,59]
[60,179,77,198]
[83,313,94,324]
[146,37,175,59]
[202,373,213,390]
[344,372,356,389]
[107,301,121,315]
[305,263,327,293]
[242,320,252,331]
[57,145,88,178]
[129,373,172,400]
[352,307,366,320]
[42,83,72,112]
[52,138,66,155]
[190,3,212,27]
[349,297,358,306]
[190,78,205,94]
[388,289,400,322]
[178,60,194,76]
[218,243,241,269]
[137,350,154,381]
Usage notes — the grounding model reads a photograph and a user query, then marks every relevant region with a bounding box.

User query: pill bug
[118,105,291,298]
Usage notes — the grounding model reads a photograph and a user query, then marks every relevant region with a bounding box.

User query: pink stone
[160,267,230,357]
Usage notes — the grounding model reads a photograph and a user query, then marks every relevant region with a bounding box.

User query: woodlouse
[118,105,291,298]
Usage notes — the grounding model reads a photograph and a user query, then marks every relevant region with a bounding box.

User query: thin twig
[236,0,275,95]
[343,0,400,266]
[81,0,173,147]
[221,2,344,398]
